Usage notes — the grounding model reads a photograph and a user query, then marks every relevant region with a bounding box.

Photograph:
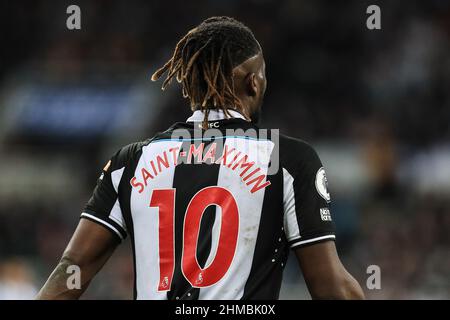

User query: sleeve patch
[315,167,331,203]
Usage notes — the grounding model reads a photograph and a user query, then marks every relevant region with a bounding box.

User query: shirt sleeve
[81,150,128,241]
[283,145,335,249]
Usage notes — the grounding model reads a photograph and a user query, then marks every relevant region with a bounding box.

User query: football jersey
[81,109,335,300]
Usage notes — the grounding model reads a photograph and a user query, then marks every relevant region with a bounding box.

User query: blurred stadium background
[0,0,449,299]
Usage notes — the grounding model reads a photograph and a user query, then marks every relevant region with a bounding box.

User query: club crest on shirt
[315,167,331,202]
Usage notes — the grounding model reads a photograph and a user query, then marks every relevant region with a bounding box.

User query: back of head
[152,16,261,128]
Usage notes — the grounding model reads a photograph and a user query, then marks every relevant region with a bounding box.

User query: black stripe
[167,139,222,300]
[241,166,288,299]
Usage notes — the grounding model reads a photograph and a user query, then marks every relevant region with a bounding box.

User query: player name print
[130,142,272,194]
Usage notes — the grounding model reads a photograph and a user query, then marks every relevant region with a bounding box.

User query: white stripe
[108,167,127,231]
[109,199,127,232]
[290,235,336,248]
[282,168,301,241]
[81,212,124,240]
[199,138,274,300]
[111,167,125,193]
[132,141,182,300]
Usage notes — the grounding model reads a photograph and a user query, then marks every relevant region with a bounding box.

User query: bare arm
[295,241,365,299]
[36,219,119,300]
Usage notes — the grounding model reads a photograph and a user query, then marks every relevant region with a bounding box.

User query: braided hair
[151,16,261,129]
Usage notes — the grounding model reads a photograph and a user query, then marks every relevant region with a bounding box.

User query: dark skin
[36,52,364,300]
[36,219,117,299]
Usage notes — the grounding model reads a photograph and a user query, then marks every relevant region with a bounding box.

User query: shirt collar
[186,109,247,122]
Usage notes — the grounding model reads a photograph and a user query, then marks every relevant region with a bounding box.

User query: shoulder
[278,133,321,163]
[278,134,319,158]
[108,123,187,170]
[277,133,323,177]
[108,138,152,170]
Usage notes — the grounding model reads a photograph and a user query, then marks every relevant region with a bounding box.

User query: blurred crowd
[0,0,449,299]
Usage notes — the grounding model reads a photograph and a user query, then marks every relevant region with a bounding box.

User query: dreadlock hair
[151,16,261,129]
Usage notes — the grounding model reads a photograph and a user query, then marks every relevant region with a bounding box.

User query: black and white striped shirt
[81,110,335,300]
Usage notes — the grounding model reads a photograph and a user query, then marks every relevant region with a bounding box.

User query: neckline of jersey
[186,109,247,122]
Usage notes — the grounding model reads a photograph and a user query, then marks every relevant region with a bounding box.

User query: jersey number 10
[149,186,239,291]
